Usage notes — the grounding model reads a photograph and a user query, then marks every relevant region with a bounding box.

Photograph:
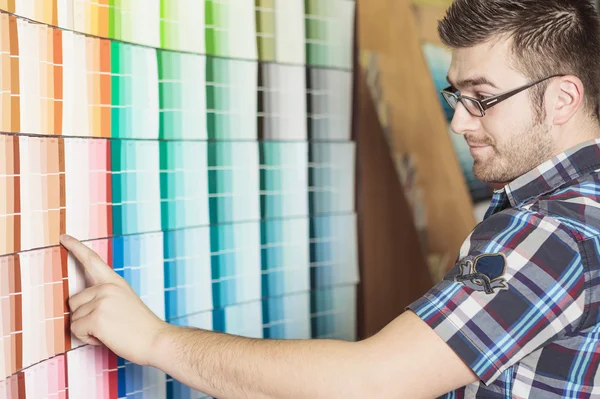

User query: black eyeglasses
[441,74,565,117]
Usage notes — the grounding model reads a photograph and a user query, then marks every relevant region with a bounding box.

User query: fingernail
[59,234,71,243]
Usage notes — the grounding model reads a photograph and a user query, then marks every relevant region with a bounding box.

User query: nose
[450,102,481,135]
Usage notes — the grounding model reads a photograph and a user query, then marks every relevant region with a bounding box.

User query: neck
[552,114,600,156]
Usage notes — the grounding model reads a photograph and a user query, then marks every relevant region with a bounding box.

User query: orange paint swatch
[53,28,63,136]
[0,135,20,256]
[8,15,19,134]
[0,13,10,133]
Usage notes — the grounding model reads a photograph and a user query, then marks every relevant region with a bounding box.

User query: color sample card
[111,140,161,236]
[310,214,359,289]
[258,64,307,141]
[208,142,260,224]
[307,68,353,141]
[61,31,111,138]
[0,135,21,256]
[256,0,307,63]
[261,218,310,298]
[255,0,275,61]
[19,247,68,369]
[16,19,63,136]
[117,356,166,399]
[163,227,212,321]
[305,0,355,69]
[66,346,118,399]
[205,0,257,60]
[311,285,356,341]
[64,138,112,241]
[0,255,23,380]
[14,0,59,27]
[160,141,209,231]
[274,0,305,64]
[260,142,309,219]
[113,232,165,322]
[0,13,15,134]
[73,0,161,47]
[210,221,261,309]
[206,57,258,140]
[158,51,208,140]
[160,0,205,53]
[18,136,65,252]
[262,292,311,339]
[309,142,356,214]
[110,42,160,140]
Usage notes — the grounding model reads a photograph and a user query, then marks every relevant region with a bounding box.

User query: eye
[475,93,491,101]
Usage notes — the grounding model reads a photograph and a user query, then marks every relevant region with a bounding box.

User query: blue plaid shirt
[409,139,600,398]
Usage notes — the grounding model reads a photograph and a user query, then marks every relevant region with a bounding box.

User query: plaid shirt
[409,139,600,398]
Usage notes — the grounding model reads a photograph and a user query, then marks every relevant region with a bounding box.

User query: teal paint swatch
[260,142,308,219]
[210,221,261,309]
[206,57,258,140]
[163,227,212,321]
[304,0,355,69]
[309,142,355,214]
[311,285,356,341]
[158,50,208,140]
[111,42,159,139]
[309,214,359,289]
[208,142,260,224]
[262,292,311,339]
[260,218,310,298]
[111,140,161,236]
[159,141,209,231]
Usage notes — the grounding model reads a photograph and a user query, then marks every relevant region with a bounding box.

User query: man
[60,0,600,397]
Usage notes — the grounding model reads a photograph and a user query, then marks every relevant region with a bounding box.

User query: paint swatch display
[0,1,357,397]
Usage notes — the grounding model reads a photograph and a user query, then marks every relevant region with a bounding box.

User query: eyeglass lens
[442,92,483,117]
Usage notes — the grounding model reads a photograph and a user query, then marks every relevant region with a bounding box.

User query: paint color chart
[0,0,357,397]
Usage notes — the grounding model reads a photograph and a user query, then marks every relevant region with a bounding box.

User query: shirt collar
[503,138,600,208]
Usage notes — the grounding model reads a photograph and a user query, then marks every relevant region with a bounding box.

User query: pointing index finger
[60,234,116,285]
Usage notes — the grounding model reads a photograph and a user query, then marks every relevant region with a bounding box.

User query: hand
[60,234,171,366]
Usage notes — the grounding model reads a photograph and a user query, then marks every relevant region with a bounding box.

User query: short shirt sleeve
[407,209,586,384]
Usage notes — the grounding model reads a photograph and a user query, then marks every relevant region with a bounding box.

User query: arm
[61,234,477,399]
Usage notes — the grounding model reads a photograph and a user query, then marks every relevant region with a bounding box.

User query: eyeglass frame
[440,74,566,117]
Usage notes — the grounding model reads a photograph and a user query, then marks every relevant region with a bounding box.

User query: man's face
[448,38,555,184]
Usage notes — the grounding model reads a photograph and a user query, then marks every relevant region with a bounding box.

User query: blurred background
[0,0,508,397]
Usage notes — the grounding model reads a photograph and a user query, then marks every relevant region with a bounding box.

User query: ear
[552,75,584,125]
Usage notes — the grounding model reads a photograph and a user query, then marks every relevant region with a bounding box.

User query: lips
[467,142,491,149]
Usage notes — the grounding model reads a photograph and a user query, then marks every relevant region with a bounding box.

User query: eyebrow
[446,75,500,90]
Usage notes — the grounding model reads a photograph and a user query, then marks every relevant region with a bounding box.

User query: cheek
[482,98,535,142]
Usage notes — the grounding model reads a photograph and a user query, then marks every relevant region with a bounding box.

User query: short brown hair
[439,0,600,120]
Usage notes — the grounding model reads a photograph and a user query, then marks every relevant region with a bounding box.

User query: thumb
[59,234,116,285]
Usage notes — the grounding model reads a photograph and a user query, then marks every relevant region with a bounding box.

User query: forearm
[150,325,371,399]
